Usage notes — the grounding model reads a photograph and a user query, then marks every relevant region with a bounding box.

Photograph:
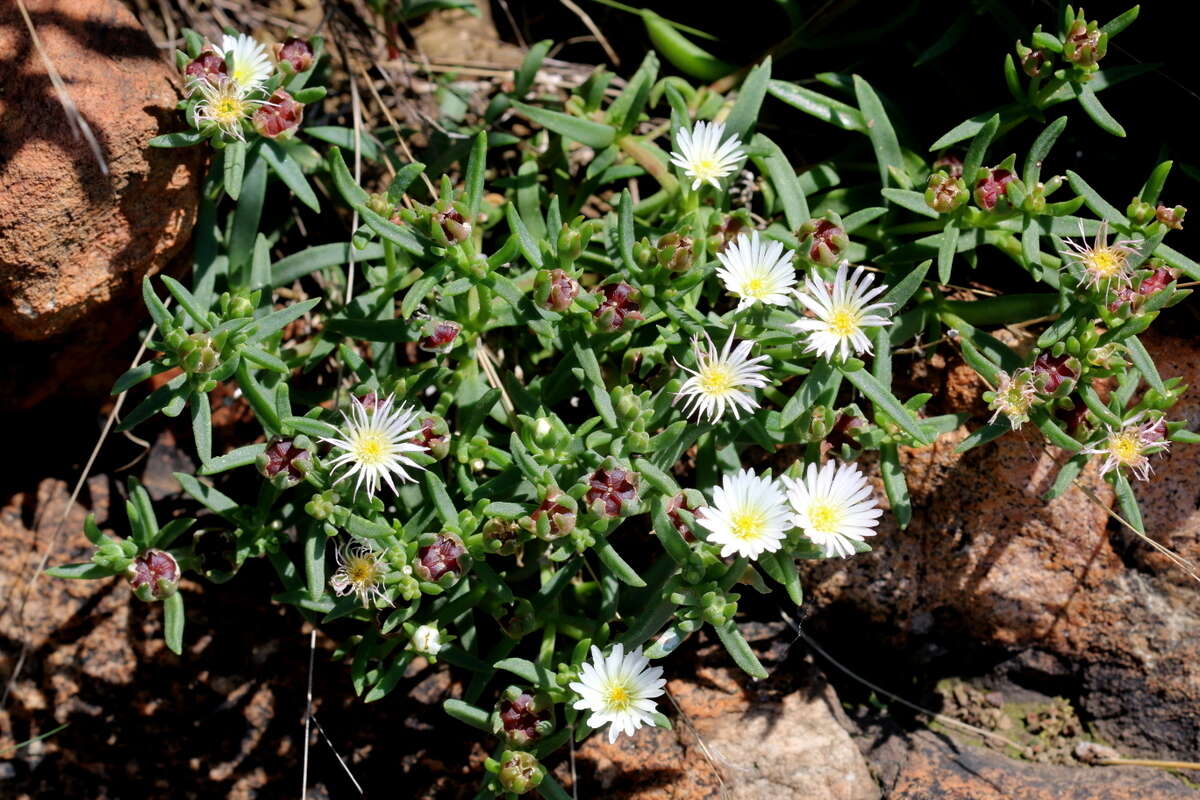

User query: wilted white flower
[668,120,745,190]
[989,368,1038,430]
[716,231,798,309]
[790,262,893,361]
[569,644,666,743]
[1059,221,1139,292]
[192,77,264,140]
[320,393,426,497]
[221,33,273,92]
[1082,416,1169,482]
[673,331,771,423]
[330,540,390,606]
[410,624,444,656]
[783,461,882,559]
[695,468,791,560]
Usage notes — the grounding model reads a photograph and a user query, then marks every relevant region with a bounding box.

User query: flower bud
[366,192,394,218]
[419,321,462,353]
[257,437,313,487]
[826,413,863,451]
[252,89,304,140]
[925,171,966,213]
[494,598,537,639]
[273,37,314,72]
[434,208,472,244]
[1032,352,1076,394]
[585,466,638,517]
[184,50,227,87]
[709,214,748,252]
[1156,204,1186,231]
[1063,15,1107,68]
[494,688,554,748]
[666,492,700,542]
[483,518,523,556]
[534,268,579,312]
[1016,40,1050,77]
[656,232,695,272]
[1138,266,1176,297]
[304,491,339,521]
[593,282,643,332]
[415,415,451,460]
[497,750,545,795]
[557,225,583,262]
[127,550,180,602]
[800,219,848,267]
[1127,196,1156,226]
[527,489,576,540]
[415,532,468,583]
[974,168,1014,211]
[409,623,444,657]
[932,154,963,179]
[179,332,221,374]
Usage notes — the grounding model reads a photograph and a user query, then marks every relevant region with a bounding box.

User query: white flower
[1082,416,1169,482]
[790,262,893,361]
[695,468,791,560]
[673,331,771,423]
[221,33,273,92]
[192,77,264,140]
[669,120,745,190]
[716,232,798,309]
[1059,221,1139,292]
[989,368,1037,430]
[569,644,665,743]
[410,624,444,656]
[320,393,426,497]
[330,539,390,606]
[783,461,882,559]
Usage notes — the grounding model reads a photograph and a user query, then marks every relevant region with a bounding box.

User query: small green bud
[497,750,545,795]
[1127,196,1156,226]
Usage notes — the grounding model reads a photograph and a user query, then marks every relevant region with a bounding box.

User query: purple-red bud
[593,283,643,331]
[585,467,638,517]
[128,550,180,602]
[415,533,467,582]
[252,89,304,139]
[184,51,227,85]
[273,37,314,72]
[419,321,462,353]
[1032,353,1075,393]
[974,168,1014,211]
[259,437,312,483]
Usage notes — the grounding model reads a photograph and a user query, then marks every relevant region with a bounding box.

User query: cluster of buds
[218,289,259,319]
[798,217,848,267]
[925,170,967,214]
[612,386,654,453]
[534,268,580,312]
[671,582,739,629]
[520,487,578,541]
[257,436,314,488]
[584,464,639,518]
[1062,9,1107,69]
[127,550,181,602]
[414,531,471,587]
[91,534,140,575]
[556,216,602,268]
[492,687,554,748]
[593,282,643,332]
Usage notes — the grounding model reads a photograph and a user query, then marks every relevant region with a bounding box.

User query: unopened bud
[1032,352,1076,394]
[593,283,643,331]
[179,332,220,373]
[415,532,469,583]
[273,37,314,72]
[1127,197,1156,226]
[585,466,638,517]
[1156,204,1186,231]
[710,215,748,252]
[257,437,312,487]
[527,489,576,540]
[415,415,451,460]
[974,168,1014,211]
[535,268,579,312]
[184,50,227,88]
[1016,40,1050,77]
[497,750,545,795]
[1064,15,1107,68]
[656,232,695,272]
[252,89,304,140]
[127,550,180,602]
[366,193,393,218]
[419,321,462,353]
[495,688,554,748]
[925,171,966,213]
[666,492,700,542]
[435,208,472,243]
[800,219,848,267]
[483,518,523,556]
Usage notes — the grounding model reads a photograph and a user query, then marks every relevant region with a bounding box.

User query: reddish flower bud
[710,215,747,252]
[435,208,472,243]
[357,391,381,412]
[415,416,450,460]
[974,169,1014,211]
[1107,286,1135,313]
[1155,204,1186,231]
[185,51,228,86]
[496,689,554,748]
[128,550,180,602]
[415,532,468,582]
[665,493,697,542]
[534,268,579,312]
[585,467,638,517]
[252,89,304,139]
[932,154,963,179]
[530,490,575,539]
[1064,18,1107,68]
[826,413,862,451]
[593,283,643,332]
[419,321,462,353]
[656,232,694,272]
[273,37,314,72]
[258,437,312,484]
[1032,353,1075,393]
[801,219,848,266]
[1138,267,1175,296]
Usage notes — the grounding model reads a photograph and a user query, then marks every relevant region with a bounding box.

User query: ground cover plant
[44,2,1199,795]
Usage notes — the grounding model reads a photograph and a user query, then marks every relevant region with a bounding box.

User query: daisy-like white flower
[569,644,666,743]
[695,468,791,560]
[221,33,273,92]
[716,231,798,309]
[668,120,745,191]
[192,77,264,140]
[673,331,771,423]
[988,368,1038,430]
[330,540,390,606]
[320,393,426,498]
[783,461,882,559]
[1082,416,1170,482]
[1059,221,1139,293]
[790,262,893,361]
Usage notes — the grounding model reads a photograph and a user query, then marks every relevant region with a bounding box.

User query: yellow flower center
[741,270,773,300]
[807,500,843,534]
[697,362,737,396]
[827,306,861,337]
[1000,385,1031,413]
[345,555,381,586]
[1086,248,1125,277]
[350,429,389,466]
[606,683,633,711]
[691,158,718,180]
[1109,431,1142,464]
[729,509,766,541]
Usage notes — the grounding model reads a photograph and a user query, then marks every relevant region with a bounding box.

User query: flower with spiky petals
[669,120,745,191]
[790,262,893,361]
[673,331,770,423]
[330,540,390,606]
[715,231,798,309]
[695,468,791,560]
[1082,416,1170,482]
[221,33,273,92]
[192,77,264,140]
[320,393,426,497]
[783,461,882,559]
[1059,221,1139,293]
[569,644,665,743]
[989,368,1037,430]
